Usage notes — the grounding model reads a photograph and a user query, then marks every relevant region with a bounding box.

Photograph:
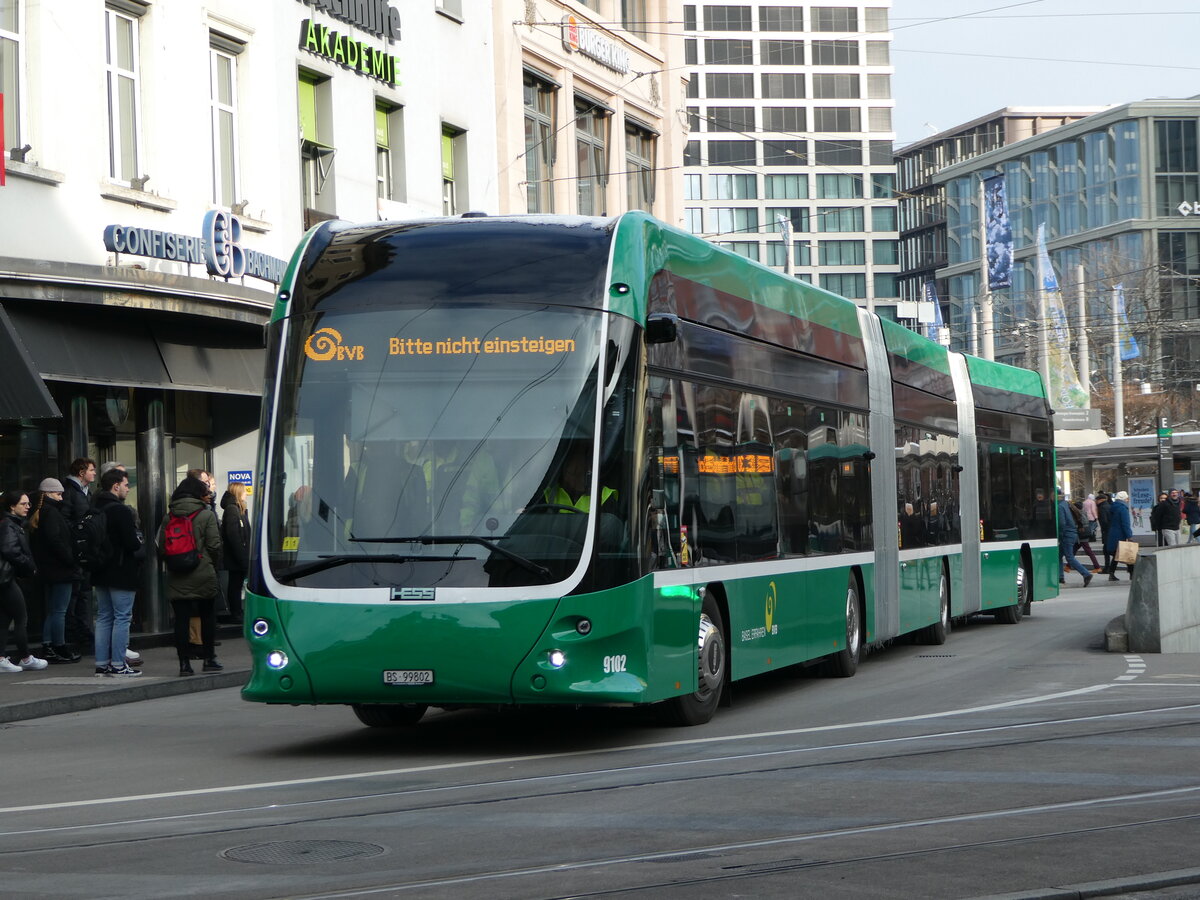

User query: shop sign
[295,0,401,42]
[561,15,630,75]
[300,19,400,86]
[102,213,287,286]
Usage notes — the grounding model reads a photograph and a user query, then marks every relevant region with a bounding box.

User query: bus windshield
[266,303,606,589]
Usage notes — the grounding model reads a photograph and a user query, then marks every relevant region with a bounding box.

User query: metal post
[1112,287,1124,437]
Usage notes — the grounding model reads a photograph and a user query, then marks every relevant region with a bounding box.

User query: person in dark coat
[1057,490,1092,587]
[91,468,145,676]
[0,490,47,672]
[28,478,83,663]
[61,458,96,651]
[156,475,223,676]
[1185,493,1200,544]
[219,483,250,623]
[1105,490,1135,581]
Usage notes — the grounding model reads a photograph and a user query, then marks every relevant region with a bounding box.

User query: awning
[0,305,61,419]
[4,303,265,396]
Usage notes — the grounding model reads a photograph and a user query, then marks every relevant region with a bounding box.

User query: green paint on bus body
[878,317,953,375]
[964,354,1049,400]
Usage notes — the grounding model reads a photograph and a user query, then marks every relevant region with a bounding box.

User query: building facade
[493,0,685,220]
[0,0,497,632]
[680,1,899,315]
[932,100,1200,435]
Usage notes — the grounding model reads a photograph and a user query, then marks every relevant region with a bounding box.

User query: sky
[890,1,1200,148]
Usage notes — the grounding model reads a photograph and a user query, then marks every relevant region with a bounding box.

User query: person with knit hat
[1105,490,1135,581]
[28,477,83,663]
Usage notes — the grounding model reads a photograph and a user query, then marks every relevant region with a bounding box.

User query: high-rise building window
[817,173,862,199]
[705,39,753,64]
[621,0,647,36]
[209,38,241,209]
[865,41,890,64]
[872,206,898,231]
[105,5,143,184]
[868,107,892,132]
[684,208,703,233]
[767,207,808,232]
[576,97,610,215]
[685,39,697,65]
[865,8,889,32]
[867,74,891,99]
[626,121,656,212]
[684,173,702,199]
[812,7,857,32]
[684,140,701,166]
[706,73,754,98]
[763,107,805,132]
[813,107,861,132]
[759,6,803,31]
[814,140,862,165]
[818,206,865,232]
[708,173,756,199]
[820,272,866,298]
[811,40,858,65]
[873,239,899,264]
[375,101,405,202]
[708,139,756,166]
[812,73,859,99]
[1,0,22,154]
[683,5,696,30]
[704,5,752,31]
[298,71,336,227]
[760,40,803,65]
[711,207,759,235]
[765,174,808,199]
[761,73,804,99]
[764,140,805,165]
[871,173,895,197]
[523,71,556,213]
[819,240,865,266]
[707,106,754,133]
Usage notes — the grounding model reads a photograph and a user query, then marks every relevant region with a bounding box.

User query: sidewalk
[0,627,250,724]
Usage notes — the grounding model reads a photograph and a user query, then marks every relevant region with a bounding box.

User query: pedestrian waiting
[0,490,48,672]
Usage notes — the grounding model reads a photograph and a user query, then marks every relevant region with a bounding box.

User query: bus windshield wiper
[277,553,458,580]
[351,534,552,579]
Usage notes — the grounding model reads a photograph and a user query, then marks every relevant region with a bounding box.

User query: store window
[524,71,556,213]
[576,96,609,215]
[1,0,22,154]
[105,4,144,184]
[209,36,242,209]
[375,101,405,202]
[625,120,656,212]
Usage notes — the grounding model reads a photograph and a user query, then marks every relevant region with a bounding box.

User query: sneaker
[51,644,81,663]
[108,663,142,677]
[18,655,48,671]
[202,658,224,672]
[125,649,143,666]
[1108,575,1120,582]
[95,665,115,676]
[1084,574,1093,587]
[0,658,22,673]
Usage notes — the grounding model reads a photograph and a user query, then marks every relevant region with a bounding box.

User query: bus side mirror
[645,314,679,345]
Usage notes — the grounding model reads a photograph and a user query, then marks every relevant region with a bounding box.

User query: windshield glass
[266,304,605,589]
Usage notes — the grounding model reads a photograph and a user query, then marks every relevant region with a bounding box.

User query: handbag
[0,555,12,585]
[1116,540,1140,565]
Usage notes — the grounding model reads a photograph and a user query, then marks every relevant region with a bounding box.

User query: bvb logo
[304,327,343,361]
[765,581,777,634]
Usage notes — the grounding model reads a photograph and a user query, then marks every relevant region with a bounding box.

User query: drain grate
[916,654,955,658]
[222,840,385,865]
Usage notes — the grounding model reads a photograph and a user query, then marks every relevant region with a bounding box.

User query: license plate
[383,669,434,686]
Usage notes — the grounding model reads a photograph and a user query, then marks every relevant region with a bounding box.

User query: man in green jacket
[156,475,223,676]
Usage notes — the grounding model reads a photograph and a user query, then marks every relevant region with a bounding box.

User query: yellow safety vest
[543,485,617,513]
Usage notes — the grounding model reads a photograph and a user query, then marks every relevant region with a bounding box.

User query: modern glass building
[680,2,900,316]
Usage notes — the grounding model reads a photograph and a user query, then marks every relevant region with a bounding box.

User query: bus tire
[996,564,1027,625]
[352,703,428,728]
[664,593,726,726]
[918,570,950,645]
[825,576,862,677]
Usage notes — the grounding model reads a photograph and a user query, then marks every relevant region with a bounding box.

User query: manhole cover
[222,840,385,865]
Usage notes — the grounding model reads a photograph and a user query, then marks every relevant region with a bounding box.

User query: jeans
[0,580,30,661]
[1162,529,1180,547]
[1060,537,1091,579]
[94,586,135,667]
[42,581,73,646]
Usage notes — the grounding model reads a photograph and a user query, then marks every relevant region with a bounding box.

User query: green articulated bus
[242,212,1059,727]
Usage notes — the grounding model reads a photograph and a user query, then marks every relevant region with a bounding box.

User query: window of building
[812,7,857,31]
[767,206,808,232]
[819,240,865,266]
[684,38,697,65]
[761,73,804,99]
[704,5,752,30]
[765,173,807,199]
[707,106,754,133]
[811,40,858,65]
[298,71,336,226]
[814,140,861,165]
[872,172,895,197]
[874,273,898,297]
[706,73,754,98]
[873,239,898,264]
[441,125,466,215]
[707,139,755,166]
[686,106,700,131]
[820,272,866,298]
[435,0,463,18]
[761,40,803,65]
[763,107,805,132]
[869,140,892,165]
[576,97,609,215]
[684,139,700,167]
[375,101,405,202]
[817,173,862,198]
[1155,119,1197,172]
[812,73,858,99]
[867,74,891,99]
[759,6,802,30]
[1,0,22,154]
[105,5,144,184]
[683,5,696,30]
[708,173,756,198]
[523,71,556,213]
[209,38,242,209]
[813,107,861,132]
[818,206,864,232]
[721,241,760,261]
[711,207,759,235]
[684,208,703,233]
[705,39,753,64]
[622,0,647,36]
[684,173,702,199]
[868,107,892,132]
[626,120,656,212]
[686,73,698,99]
[872,206,897,231]
[765,140,805,166]
[865,8,889,32]
[865,41,889,64]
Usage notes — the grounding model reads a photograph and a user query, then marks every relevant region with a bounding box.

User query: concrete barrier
[1106,544,1200,653]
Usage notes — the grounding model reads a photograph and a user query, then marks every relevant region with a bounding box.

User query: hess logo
[304,327,364,361]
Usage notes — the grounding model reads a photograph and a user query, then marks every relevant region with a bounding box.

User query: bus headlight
[266,650,288,669]
[252,619,270,636]
[547,649,566,669]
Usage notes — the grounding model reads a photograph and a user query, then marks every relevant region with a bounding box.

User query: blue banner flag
[923,280,944,343]
[983,175,1013,290]
[1113,283,1140,361]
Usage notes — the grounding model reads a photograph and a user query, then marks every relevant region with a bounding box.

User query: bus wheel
[996,565,1027,625]
[665,594,726,726]
[352,703,428,728]
[919,571,950,645]
[826,577,862,677]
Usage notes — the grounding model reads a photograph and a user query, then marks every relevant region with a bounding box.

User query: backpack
[162,510,203,574]
[74,507,114,572]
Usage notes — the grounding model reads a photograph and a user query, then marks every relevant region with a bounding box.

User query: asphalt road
[3,580,1199,900]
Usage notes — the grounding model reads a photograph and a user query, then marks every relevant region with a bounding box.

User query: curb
[973,865,1200,899]
[0,669,249,724]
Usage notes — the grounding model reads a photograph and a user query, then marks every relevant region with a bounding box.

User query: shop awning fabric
[4,303,265,397]
[0,305,62,419]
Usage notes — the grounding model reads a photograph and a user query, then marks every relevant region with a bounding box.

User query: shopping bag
[1116,540,1139,565]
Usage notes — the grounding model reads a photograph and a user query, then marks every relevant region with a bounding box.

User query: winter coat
[0,512,36,580]
[220,492,251,573]
[1186,497,1200,526]
[1097,497,1112,535]
[1057,500,1079,543]
[1105,499,1134,551]
[29,496,81,583]
[61,478,90,527]
[155,495,222,602]
[1151,498,1181,532]
[91,491,145,590]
